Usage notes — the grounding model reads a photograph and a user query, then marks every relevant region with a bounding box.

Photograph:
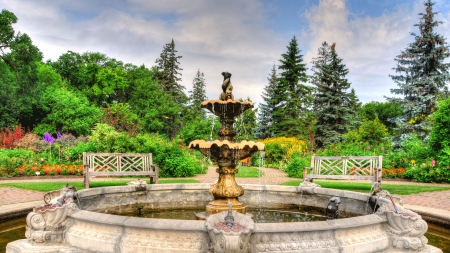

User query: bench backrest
[310,155,382,181]
[83,152,154,173]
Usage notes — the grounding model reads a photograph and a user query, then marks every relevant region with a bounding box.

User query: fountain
[189,71,264,215]
[6,72,442,253]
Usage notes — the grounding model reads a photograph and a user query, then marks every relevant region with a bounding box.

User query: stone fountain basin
[8,183,442,253]
[70,184,402,252]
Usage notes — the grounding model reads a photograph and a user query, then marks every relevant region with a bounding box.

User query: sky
[2,0,450,107]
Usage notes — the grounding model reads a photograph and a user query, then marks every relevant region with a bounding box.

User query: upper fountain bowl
[201,99,253,118]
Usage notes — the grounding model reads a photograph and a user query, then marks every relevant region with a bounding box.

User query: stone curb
[0,200,44,223]
[404,204,450,228]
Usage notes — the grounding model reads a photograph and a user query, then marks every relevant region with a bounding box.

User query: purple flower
[57,131,62,139]
[43,132,55,143]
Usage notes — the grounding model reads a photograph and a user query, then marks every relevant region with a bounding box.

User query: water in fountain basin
[114,208,328,223]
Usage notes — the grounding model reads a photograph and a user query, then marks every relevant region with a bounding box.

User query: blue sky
[2,0,450,107]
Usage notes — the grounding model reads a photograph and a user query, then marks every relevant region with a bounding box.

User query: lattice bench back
[83,152,158,188]
[303,156,382,182]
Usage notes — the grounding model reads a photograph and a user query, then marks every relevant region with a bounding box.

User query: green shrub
[286,152,311,178]
[0,149,35,175]
[133,133,205,177]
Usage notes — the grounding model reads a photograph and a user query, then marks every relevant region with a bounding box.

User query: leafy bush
[285,152,310,178]
[259,137,307,169]
[88,123,136,153]
[0,148,34,175]
[134,133,204,177]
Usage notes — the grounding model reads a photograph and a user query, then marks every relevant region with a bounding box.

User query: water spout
[224,202,234,228]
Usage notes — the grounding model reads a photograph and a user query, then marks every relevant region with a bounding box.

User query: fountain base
[206,198,246,215]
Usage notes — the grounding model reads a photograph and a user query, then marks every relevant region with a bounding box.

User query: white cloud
[303,0,426,103]
[1,0,285,107]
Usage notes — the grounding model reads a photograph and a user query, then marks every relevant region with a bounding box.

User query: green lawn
[281,180,450,195]
[0,179,199,192]
[235,166,264,178]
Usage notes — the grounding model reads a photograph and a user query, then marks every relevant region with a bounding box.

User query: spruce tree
[312,42,356,148]
[155,39,187,106]
[255,65,277,139]
[271,36,313,138]
[387,0,450,142]
[188,69,208,119]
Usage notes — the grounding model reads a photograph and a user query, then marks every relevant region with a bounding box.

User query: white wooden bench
[83,152,158,188]
[302,156,382,183]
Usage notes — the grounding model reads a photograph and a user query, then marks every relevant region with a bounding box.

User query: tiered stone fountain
[189,71,264,215]
[6,72,443,253]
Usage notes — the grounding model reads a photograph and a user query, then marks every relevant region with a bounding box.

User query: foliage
[387,0,450,143]
[187,69,208,119]
[88,123,135,153]
[0,10,43,129]
[343,116,389,146]
[360,101,402,134]
[100,103,141,136]
[271,36,313,139]
[0,148,34,175]
[235,97,257,141]
[260,137,307,169]
[36,84,102,136]
[134,133,205,177]
[255,65,277,139]
[0,124,24,148]
[312,42,359,148]
[154,39,187,106]
[285,152,310,178]
[129,71,182,139]
[430,98,450,154]
[178,115,219,145]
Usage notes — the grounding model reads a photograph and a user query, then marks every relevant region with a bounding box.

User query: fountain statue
[189,72,264,215]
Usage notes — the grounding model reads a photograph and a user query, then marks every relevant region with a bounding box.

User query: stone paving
[0,167,449,212]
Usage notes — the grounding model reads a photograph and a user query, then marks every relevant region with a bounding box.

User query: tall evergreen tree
[255,65,277,139]
[271,36,313,138]
[387,0,450,142]
[155,39,187,106]
[188,69,208,119]
[312,42,356,148]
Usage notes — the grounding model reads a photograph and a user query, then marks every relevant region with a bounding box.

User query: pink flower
[366,146,370,150]
[431,160,436,168]
[381,147,385,152]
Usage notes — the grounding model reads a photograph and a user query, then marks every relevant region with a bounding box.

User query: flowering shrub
[257,137,307,169]
[0,124,25,148]
[382,168,407,178]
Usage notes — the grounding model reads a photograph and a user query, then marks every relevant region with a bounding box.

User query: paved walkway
[1,167,449,224]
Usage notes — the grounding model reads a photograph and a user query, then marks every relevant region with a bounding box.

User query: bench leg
[302,167,307,181]
[83,165,90,189]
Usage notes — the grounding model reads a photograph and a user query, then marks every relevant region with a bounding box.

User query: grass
[281,180,450,195]
[235,166,264,178]
[0,179,199,192]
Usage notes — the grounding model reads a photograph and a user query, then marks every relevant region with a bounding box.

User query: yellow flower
[411,160,416,164]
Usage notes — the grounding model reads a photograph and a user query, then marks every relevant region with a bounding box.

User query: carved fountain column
[189,72,264,215]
